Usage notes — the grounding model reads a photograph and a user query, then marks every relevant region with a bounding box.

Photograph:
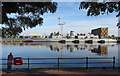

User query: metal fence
[0,57,116,69]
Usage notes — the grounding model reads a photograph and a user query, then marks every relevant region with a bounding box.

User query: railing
[0,57,116,70]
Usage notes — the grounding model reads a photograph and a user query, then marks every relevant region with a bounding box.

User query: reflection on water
[49,44,109,56]
[1,42,119,68]
[91,46,108,55]
[2,42,117,56]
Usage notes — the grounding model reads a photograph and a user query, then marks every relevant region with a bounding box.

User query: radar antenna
[58,18,65,36]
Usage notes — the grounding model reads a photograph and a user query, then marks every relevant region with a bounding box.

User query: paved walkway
[1,72,119,76]
[1,69,120,76]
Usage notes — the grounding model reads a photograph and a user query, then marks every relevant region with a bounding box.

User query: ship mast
[58,18,65,36]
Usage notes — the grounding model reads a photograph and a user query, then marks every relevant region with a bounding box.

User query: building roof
[92,27,108,30]
[22,34,42,36]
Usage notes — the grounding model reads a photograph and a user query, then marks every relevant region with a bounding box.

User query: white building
[49,32,62,38]
[20,34,45,38]
[77,33,98,39]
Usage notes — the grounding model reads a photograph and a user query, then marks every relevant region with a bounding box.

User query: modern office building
[91,28,108,38]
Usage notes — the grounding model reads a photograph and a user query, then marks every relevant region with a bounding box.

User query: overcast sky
[19,2,118,36]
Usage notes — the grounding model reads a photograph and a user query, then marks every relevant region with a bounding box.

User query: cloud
[62,17,118,36]
[21,17,118,36]
[21,16,118,36]
[21,2,118,36]
[21,15,118,36]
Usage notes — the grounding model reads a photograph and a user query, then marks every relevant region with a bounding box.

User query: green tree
[79,1,120,28]
[1,2,57,38]
[2,27,22,38]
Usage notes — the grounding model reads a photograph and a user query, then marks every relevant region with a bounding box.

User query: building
[66,31,99,39]
[49,31,62,38]
[91,28,108,38]
[77,33,99,39]
[19,34,45,38]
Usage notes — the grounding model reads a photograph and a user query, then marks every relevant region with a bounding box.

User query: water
[1,42,120,69]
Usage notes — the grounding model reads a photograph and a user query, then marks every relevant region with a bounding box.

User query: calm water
[1,42,120,69]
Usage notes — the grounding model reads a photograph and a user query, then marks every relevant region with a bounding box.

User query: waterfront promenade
[1,57,119,76]
[1,68,119,76]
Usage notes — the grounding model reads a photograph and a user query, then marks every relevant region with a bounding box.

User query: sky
[18,2,118,36]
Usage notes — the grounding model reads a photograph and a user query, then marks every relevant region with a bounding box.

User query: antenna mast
[58,18,65,36]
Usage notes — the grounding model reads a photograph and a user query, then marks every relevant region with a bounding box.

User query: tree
[79,1,120,28]
[1,2,57,38]
[2,27,22,38]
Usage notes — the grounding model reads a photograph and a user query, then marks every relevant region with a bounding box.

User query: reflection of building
[49,44,64,52]
[91,46,108,55]
[91,28,108,38]
[67,45,78,52]
[99,46,108,55]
